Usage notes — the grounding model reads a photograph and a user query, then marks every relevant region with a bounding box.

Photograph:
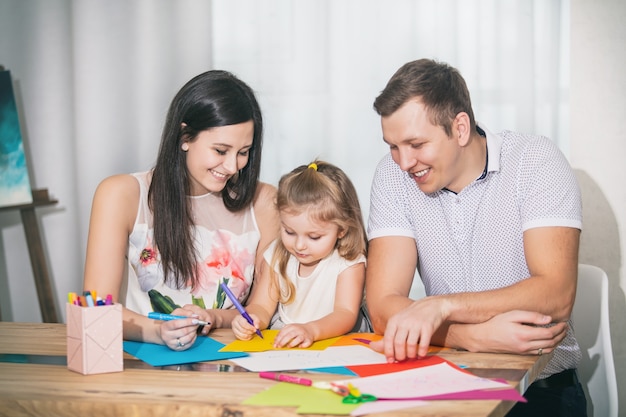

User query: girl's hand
[274,324,314,348]
[232,313,261,340]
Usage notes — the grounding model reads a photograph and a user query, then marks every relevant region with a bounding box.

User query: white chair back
[572,264,618,417]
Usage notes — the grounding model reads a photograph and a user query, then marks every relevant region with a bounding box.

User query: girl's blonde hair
[270,160,368,304]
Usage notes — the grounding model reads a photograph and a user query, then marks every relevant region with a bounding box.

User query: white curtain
[0,0,569,322]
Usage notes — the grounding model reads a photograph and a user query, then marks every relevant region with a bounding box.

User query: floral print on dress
[123,171,261,316]
[129,227,163,292]
[192,230,255,308]
[139,245,158,266]
[130,226,257,308]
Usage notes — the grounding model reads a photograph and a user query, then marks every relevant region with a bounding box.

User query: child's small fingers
[287,334,304,348]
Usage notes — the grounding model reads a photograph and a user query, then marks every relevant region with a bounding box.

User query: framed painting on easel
[0,68,33,207]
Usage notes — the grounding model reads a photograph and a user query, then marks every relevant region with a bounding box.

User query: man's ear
[454,112,471,147]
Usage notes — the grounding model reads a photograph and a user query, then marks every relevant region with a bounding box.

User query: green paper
[243,381,359,415]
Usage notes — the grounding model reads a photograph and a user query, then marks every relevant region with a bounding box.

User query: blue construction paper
[305,366,358,376]
[123,336,248,366]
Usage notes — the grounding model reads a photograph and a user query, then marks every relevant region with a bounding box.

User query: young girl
[231,160,369,348]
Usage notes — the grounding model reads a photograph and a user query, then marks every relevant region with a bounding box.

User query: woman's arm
[83,175,227,347]
[83,175,162,344]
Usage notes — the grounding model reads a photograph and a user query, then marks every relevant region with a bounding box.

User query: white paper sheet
[229,345,387,372]
[339,362,511,399]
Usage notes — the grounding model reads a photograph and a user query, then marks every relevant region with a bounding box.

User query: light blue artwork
[0,70,32,207]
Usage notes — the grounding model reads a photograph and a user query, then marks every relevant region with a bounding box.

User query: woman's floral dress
[123,171,260,315]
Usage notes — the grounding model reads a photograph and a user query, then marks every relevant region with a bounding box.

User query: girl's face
[183,121,254,196]
[279,209,342,270]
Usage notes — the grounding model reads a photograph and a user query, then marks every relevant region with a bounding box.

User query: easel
[0,189,59,322]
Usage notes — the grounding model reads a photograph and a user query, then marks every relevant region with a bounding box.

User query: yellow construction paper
[220,329,341,352]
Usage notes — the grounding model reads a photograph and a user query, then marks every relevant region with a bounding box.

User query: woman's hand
[179,304,215,336]
[158,305,214,350]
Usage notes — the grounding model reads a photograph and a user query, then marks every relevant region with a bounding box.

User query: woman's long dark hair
[149,70,264,289]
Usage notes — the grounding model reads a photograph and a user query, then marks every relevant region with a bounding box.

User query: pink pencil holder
[66,302,123,375]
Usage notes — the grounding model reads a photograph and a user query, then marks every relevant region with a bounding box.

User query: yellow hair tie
[308,163,318,171]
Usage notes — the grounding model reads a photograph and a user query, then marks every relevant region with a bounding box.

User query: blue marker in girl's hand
[220,282,264,339]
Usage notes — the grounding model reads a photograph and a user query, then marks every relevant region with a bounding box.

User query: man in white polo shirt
[365,59,586,416]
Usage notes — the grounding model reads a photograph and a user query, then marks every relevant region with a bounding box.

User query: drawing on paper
[0,70,32,207]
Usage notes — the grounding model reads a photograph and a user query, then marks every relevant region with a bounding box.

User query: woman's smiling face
[183,120,254,196]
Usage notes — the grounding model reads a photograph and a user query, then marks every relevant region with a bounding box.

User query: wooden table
[0,322,550,417]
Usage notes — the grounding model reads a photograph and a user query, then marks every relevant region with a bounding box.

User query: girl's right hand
[232,314,260,340]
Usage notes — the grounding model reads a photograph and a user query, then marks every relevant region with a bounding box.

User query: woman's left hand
[179,304,214,336]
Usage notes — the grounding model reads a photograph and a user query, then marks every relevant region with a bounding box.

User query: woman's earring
[181,142,189,152]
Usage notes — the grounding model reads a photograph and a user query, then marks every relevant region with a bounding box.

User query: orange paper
[66,302,123,375]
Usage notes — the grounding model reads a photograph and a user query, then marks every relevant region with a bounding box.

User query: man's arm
[439,226,580,325]
[365,236,418,334]
[432,310,569,355]
[432,225,579,353]
[370,226,580,360]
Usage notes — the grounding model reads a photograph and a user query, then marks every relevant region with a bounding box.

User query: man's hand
[370,296,449,362]
[371,308,569,360]
[458,310,568,355]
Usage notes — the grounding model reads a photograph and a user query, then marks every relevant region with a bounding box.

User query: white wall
[571,0,626,414]
[0,0,215,324]
[0,0,78,323]
[0,0,571,322]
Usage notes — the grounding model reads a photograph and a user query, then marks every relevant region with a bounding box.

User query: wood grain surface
[0,322,550,417]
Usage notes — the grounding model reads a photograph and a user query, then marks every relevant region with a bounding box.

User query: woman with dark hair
[83,70,279,350]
